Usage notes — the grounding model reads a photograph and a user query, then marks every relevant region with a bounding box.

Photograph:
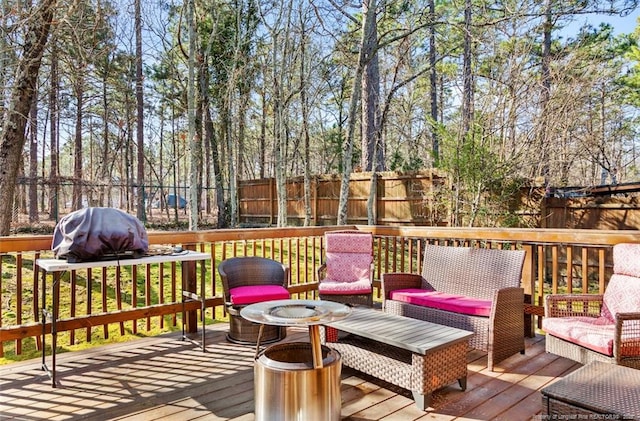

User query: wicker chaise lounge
[382,244,526,371]
[543,243,640,369]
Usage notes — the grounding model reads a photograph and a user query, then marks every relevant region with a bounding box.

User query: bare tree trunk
[201,69,212,217]
[224,103,238,226]
[361,0,382,172]
[537,0,552,181]
[72,80,84,211]
[299,8,312,226]
[28,95,39,222]
[429,0,439,167]
[0,0,56,234]
[269,0,294,227]
[0,0,9,118]
[125,90,134,213]
[461,0,473,137]
[100,56,111,207]
[204,100,225,228]
[171,106,179,224]
[48,44,59,221]
[274,88,287,226]
[135,0,146,222]
[187,0,199,230]
[337,0,375,225]
[259,89,266,179]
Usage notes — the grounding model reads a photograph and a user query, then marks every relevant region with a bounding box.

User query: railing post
[183,244,198,334]
[522,244,536,337]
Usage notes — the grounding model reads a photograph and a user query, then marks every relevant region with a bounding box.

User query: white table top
[36,250,210,272]
[240,299,352,327]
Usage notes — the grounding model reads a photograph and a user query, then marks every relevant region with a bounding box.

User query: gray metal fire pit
[241,299,351,421]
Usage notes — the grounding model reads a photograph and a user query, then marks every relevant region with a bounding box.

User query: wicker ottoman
[541,361,640,419]
[323,308,473,410]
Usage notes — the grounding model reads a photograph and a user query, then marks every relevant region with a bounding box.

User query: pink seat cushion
[542,316,614,356]
[389,289,493,317]
[318,278,372,295]
[229,285,290,305]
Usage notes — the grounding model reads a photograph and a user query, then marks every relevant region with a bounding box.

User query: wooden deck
[0,322,579,421]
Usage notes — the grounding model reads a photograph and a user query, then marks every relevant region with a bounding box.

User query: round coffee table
[241,299,351,368]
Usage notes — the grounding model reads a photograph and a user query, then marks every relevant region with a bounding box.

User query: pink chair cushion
[389,288,493,317]
[325,252,372,283]
[542,316,614,356]
[613,243,640,277]
[229,285,290,305]
[318,278,372,295]
[325,232,373,253]
[601,273,640,323]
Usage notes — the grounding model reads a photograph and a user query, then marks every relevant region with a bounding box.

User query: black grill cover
[52,207,149,263]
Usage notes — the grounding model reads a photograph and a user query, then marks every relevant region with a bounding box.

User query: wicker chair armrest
[281,263,290,288]
[381,273,423,300]
[368,262,374,285]
[618,312,640,322]
[545,294,603,318]
[491,287,524,318]
[316,263,327,282]
[226,305,241,316]
[615,312,640,359]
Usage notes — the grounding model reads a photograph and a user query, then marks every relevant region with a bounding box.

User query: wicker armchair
[317,230,374,307]
[218,256,290,345]
[543,243,640,369]
[382,244,526,371]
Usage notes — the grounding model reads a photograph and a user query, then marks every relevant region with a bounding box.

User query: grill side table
[541,361,640,419]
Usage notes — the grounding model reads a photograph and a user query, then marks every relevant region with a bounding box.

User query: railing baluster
[566,246,573,294]
[146,263,152,331]
[99,266,107,337]
[0,227,635,356]
[132,265,137,334]
[16,254,23,355]
[116,266,124,335]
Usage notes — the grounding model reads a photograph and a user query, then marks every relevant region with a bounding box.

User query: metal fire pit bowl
[241,299,351,327]
[241,299,351,421]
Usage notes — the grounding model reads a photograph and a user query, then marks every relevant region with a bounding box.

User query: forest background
[2,0,640,235]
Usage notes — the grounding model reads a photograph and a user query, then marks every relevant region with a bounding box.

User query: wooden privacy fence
[542,196,640,230]
[238,170,452,226]
[239,171,640,230]
[2,226,640,358]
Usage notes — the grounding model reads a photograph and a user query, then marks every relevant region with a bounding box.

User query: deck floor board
[1,321,577,420]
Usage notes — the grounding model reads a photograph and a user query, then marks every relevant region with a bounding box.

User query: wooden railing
[2,225,640,357]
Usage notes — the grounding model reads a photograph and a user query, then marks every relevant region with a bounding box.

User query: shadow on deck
[0,323,578,421]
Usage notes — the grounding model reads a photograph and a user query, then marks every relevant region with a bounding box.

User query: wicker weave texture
[540,361,640,419]
[326,334,467,405]
[218,256,289,345]
[318,292,372,307]
[418,245,526,300]
[545,281,640,368]
[542,396,598,418]
[546,333,640,369]
[382,245,526,371]
[227,314,286,345]
[218,256,290,291]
